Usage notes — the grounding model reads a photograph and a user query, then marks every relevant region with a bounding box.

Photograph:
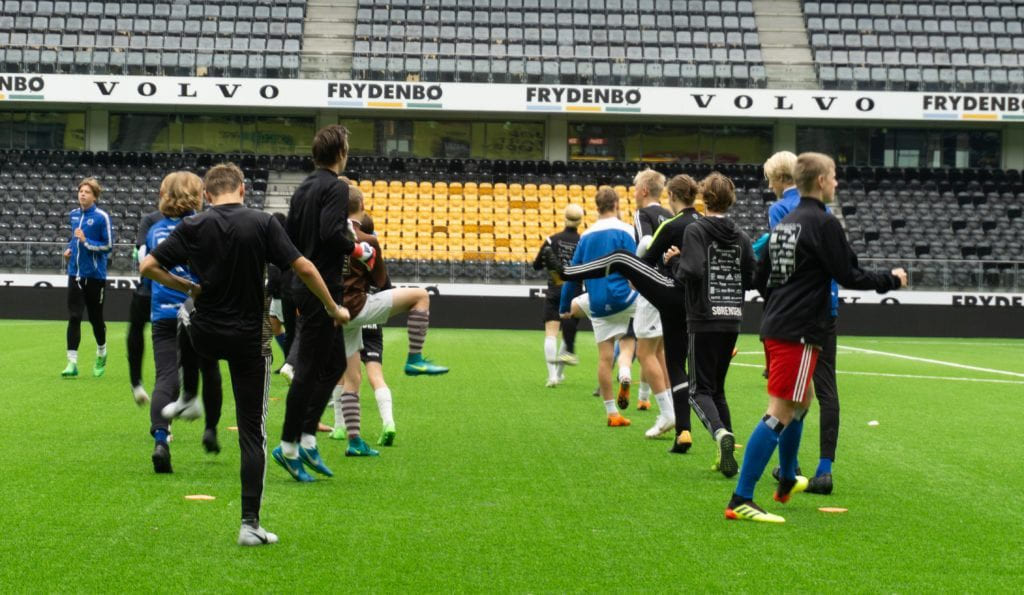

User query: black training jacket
[533,227,580,292]
[286,168,355,290]
[675,215,755,333]
[757,197,901,345]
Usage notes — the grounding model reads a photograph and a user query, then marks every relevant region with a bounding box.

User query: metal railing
[2,242,1020,291]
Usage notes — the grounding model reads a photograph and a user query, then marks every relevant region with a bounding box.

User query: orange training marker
[818,507,848,513]
[184,495,216,501]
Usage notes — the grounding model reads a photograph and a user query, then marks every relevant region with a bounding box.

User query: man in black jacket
[725,153,907,524]
[672,173,755,478]
[274,125,376,482]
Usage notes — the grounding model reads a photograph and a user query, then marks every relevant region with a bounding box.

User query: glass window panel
[570,122,772,163]
[799,126,1000,169]
[481,121,545,160]
[342,119,378,156]
[0,111,86,150]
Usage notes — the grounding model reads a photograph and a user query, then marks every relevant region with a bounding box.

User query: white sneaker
[545,377,559,388]
[162,395,203,421]
[280,363,294,385]
[238,523,278,546]
[132,385,150,406]
[644,415,676,438]
[557,350,579,366]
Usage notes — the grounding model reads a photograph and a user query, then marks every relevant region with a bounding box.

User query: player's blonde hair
[158,171,203,217]
[633,168,665,199]
[564,203,584,228]
[763,151,798,186]
[794,152,836,197]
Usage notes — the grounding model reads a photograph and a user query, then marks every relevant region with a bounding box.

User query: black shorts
[624,318,636,340]
[543,292,561,323]
[360,324,383,364]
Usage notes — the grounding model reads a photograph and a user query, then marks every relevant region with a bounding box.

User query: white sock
[638,382,651,402]
[544,336,558,378]
[300,433,317,450]
[714,428,730,442]
[375,386,394,427]
[279,441,298,458]
[67,350,78,363]
[654,390,674,419]
[555,362,565,380]
[96,344,107,357]
[604,399,618,415]
[331,386,345,428]
[618,366,631,383]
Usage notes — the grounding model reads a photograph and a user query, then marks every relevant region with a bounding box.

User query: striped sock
[407,309,429,355]
[340,391,361,440]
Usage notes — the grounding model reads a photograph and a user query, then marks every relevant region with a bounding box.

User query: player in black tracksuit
[560,175,702,451]
[278,126,375,481]
[127,209,162,405]
[533,206,582,386]
[673,172,755,479]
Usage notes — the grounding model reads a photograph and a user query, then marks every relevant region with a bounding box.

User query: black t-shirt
[286,168,355,291]
[532,227,580,295]
[134,210,162,296]
[633,203,672,242]
[151,203,301,343]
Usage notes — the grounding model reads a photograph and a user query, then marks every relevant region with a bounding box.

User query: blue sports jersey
[66,204,113,280]
[560,216,638,317]
[768,186,840,317]
[146,215,199,321]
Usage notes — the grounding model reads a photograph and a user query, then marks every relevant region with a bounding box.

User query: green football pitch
[1,321,1022,592]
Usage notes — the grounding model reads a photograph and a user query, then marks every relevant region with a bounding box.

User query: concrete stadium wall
[3,286,1022,338]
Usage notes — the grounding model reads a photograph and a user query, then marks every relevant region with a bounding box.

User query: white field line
[729,362,1024,385]
[836,345,1024,378]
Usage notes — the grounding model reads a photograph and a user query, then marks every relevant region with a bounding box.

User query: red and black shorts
[763,339,820,404]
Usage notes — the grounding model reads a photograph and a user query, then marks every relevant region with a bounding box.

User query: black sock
[728,492,751,509]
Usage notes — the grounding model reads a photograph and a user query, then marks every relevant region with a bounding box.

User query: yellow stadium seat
[555,184,569,199]
[538,184,553,199]
[492,183,507,198]
[359,180,373,194]
[508,184,523,199]
[583,184,597,200]
[404,181,418,194]
[478,182,492,197]
[463,182,478,197]
[523,184,538,199]
[433,181,448,195]
[615,185,628,199]
[419,181,433,195]
[389,180,403,193]
[448,182,463,197]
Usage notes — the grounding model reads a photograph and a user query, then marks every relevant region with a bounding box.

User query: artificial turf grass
[1,322,1022,592]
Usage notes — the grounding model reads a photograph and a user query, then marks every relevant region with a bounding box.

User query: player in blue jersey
[560,187,638,427]
[144,172,223,473]
[61,178,113,378]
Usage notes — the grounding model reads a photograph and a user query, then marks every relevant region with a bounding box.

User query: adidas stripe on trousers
[563,249,691,433]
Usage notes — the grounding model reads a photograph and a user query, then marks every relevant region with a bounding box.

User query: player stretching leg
[725,153,907,523]
[144,172,224,472]
[560,188,638,427]
[328,185,449,457]
[560,176,703,447]
[532,204,583,387]
[62,178,112,378]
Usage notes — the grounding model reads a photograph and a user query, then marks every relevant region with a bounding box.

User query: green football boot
[61,360,78,378]
[93,354,107,377]
[404,353,449,376]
